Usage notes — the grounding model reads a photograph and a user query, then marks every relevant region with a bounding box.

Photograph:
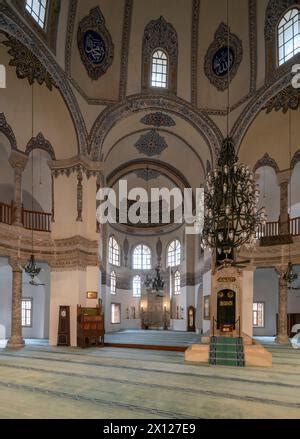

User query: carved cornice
[49,155,104,178]
[0,2,88,154]
[25,132,56,160]
[253,153,280,173]
[89,94,222,163]
[0,112,17,150]
[264,86,300,113]
[3,34,57,90]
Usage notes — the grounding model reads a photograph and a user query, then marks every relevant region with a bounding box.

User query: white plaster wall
[0,133,14,205]
[241,269,254,338]
[253,268,278,336]
[0,257,12,339]
[202,269,211,334]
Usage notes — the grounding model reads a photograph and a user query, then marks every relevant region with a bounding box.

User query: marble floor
[0,340,300,419]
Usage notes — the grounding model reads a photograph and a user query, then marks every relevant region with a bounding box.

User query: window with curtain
[133,244,151,269]
[151,49,168,88]
[253,302,264,327]
[174,270,181,295]
[133,275,142,297]
[167,239,181,267]
[25,0,48,28]
[109,236,120,266]
[278,8,300,66]
[110,271,116,295]
[22,298,33,327]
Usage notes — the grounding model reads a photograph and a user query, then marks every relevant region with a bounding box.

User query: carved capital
[9,150,28,172]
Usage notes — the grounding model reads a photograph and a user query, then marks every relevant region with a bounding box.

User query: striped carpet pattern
[0,339,299,418]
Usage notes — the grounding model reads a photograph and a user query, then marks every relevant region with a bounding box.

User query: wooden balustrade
[256,221,279,239]
[22,208,51,232]
[0,202,12,225]
[290,217,300,236]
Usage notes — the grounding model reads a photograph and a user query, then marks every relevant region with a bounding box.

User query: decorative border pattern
[291,150,300,169]
[191,0,200,106]
[134,130,168,156]
[89,94,223,163]
[0,113,17,150]
[25,132,56,160]
[134,169,161,181]
[204,23,243,91]
[65,0,77,76]
[76,171,83,222]
[140,112,176,127]
[264,86,300,113]
[253,153,280,173]
[3,34,56,90]
[77,7,114,80]
[0,3,88,154]
[119,0,133,100]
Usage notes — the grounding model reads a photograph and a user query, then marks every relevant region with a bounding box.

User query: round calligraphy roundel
[212,46,235,77]
[83,30,106,65]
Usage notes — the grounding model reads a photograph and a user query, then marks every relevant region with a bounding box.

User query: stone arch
[89,94,223,163]
[291,150,300,169]
[253,153,280,173]
[0,113,17,150]
[25,132,56,160]
[0,3,88,154]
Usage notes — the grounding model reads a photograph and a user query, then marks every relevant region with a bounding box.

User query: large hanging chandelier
[201,137,266,257]
[144,264,165,294]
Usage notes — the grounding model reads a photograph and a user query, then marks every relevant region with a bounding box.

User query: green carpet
[209,336,245,367]
[0,342,300,419]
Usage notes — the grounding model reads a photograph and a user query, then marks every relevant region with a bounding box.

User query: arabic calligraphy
[212,46,235,77]
[83,30,106,65]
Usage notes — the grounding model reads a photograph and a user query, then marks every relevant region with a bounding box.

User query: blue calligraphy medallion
[83,30,106,65]
[212,46,235,77]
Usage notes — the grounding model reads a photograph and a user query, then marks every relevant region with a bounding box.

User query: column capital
[276,170,291,186]
[9,150,28,172]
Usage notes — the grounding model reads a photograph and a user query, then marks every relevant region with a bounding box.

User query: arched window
[174,270,181,295]
[278,9,300,66]
[26,0,48,28]
[151,50,168,88]
[133,275,142,297]
[167,240,181,267]
[110,271,116,295]
[109,236,120,266]
[133,244,151,269]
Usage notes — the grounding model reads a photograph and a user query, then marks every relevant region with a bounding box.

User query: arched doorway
[217,290,236,330]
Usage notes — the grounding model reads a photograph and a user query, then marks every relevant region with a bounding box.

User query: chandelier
[201,137,266,257]
[24,254,41,280]
[144,264,165,294]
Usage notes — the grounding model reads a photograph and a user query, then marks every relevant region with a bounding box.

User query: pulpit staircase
[209,336,245,367]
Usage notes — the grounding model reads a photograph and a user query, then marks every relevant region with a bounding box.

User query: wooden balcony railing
[0,202,12,225]
[22,208,52,232]
[290,217,300,236]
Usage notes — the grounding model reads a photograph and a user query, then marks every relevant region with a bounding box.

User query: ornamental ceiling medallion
[140,112,176,128]
[204,23,243,91]
[134,130,168,156]
[77,7,114,80]
[134,169,161,181]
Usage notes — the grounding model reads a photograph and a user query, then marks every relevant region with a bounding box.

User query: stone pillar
[277,171,290,235]
[276,266,289,344]
[9,151,28,226]
[6,257,25,348]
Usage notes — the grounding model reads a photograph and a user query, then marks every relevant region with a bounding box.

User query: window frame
[21,297,33,328]
[109,236,121,267]
[167,239,181,268]
[25,0,49,30]
[132,244,152,270]
[277,8,300,67]
[111,303,121,324]
[150,48,169,89]
[133,275,142,298]
[173,270,181,296]
[110,271,117,295]
[253,301,265,328]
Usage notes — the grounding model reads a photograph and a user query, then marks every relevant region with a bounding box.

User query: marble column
[277,171,290,235]
[276,267,289,344]
[6,257,25,348]
[9,151,28,226]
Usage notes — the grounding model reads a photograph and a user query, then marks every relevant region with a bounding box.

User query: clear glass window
[25,0,48,29]
[278,9,300,66]
[109,237,120,266]
[133,244,151,269]
[151,50,168,88]
[167,240,181,267]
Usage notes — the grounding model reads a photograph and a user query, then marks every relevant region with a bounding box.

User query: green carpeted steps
[209,336,245,367]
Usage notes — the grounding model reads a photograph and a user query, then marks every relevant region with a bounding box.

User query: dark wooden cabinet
[77,304,105,348]
[57,305,70,346]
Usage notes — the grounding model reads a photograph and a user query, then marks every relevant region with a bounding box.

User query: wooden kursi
[77,304,105,348]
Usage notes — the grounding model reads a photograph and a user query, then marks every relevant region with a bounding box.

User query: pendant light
[24,84,41,282]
